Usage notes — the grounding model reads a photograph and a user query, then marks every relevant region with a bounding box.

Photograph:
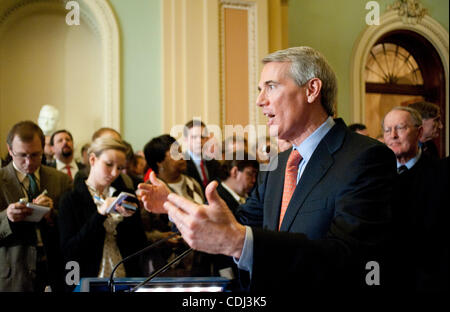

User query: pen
[40,189,48,196]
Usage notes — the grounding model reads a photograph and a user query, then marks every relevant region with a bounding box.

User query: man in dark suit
[383,106,447,290]
[216,153,258,216]
[408,101,443,159]
[48,129,85,180]
[183,119,221,190]
[0,121,72,292]
[139,47,396,290]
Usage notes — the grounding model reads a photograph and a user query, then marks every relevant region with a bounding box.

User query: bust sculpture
[37,105,60,135]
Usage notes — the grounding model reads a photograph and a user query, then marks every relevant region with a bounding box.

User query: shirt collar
[12,161,41,184]
[56,158,76,170]
[221,181,246,204]
[188,150,202,164]
[292,116,335,161]
[397,148,422,170]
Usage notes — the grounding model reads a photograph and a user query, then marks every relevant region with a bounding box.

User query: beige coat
[0,163,72,291]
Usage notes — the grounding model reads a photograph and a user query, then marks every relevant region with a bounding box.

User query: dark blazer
[236,119,397,290]
[0,163,72,291]
[389,154,449,290]
[420,140,439,160]
[184,153,221,190]
[58,177,147,290]
[216,182,240,216]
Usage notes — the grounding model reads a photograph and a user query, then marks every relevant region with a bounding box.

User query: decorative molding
[0,0,120,131]
[83,0,121,131]
[219,0,259,129]
[350,9,449,154]
[387,0,428,25]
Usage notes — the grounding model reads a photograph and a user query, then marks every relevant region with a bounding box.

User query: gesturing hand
[164,181,246,259]
[137,171,171,214]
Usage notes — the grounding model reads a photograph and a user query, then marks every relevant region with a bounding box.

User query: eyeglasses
[10,150,43,160]
[383,124,418,135]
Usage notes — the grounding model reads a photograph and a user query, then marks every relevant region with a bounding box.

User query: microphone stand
[108,232,180,292]
[128,248,194,292]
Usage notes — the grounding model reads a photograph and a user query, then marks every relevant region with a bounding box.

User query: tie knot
[287,149,302,168]
[27,173,37,185]
[397,165,408,174]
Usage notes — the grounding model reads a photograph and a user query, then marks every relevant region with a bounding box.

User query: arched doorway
[0,0,120,159]
[364,30,446,157]
[350,10,449,156]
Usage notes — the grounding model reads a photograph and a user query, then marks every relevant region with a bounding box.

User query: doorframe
[350,10,449,155]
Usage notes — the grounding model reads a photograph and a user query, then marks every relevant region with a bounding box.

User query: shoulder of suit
[40,165,72,180]
[0,162,16,180]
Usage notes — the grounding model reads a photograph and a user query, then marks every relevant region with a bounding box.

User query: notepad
[105,192,139,213]
[23,203,50,222]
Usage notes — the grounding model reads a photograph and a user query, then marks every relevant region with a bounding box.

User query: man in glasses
[0,121,72,292]
[382,106,446,290]
[382,106,424,172]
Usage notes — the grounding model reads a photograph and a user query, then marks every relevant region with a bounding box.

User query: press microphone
[127,247,193,292]
[108,232,180,292]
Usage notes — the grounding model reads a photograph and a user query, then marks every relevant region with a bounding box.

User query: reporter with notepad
[58,137,147,291]
[0,121,72,292]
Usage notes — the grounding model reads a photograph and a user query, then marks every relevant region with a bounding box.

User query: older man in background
[382,106,446,290]
[408,101,443,159]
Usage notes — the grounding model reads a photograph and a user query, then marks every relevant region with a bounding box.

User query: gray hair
[408,101,440,120]
[262,46,337,116]
[382,106,423,129]
[88,137,128,158]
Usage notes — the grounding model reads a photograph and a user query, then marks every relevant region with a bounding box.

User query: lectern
[76,277,233,292]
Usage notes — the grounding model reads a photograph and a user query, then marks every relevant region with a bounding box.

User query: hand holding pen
[33,189,53,210]
[33,189,55,224]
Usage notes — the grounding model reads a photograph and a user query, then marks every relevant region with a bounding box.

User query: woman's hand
[115,200,137,218]
[98,197,137,217]
[97,197,115,215]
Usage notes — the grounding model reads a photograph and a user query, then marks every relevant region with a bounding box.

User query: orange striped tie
[279,149,302,230]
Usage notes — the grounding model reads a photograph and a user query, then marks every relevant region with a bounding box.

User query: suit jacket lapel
[279,119,347,232]
[39,166,51,195]
[2,163,26,202]
[279,144,333,231]
[184,153,202,183]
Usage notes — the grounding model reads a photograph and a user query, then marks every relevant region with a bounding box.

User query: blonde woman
[58,137,147,290]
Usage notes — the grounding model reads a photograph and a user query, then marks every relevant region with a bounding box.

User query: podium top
[76,277,233,292]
